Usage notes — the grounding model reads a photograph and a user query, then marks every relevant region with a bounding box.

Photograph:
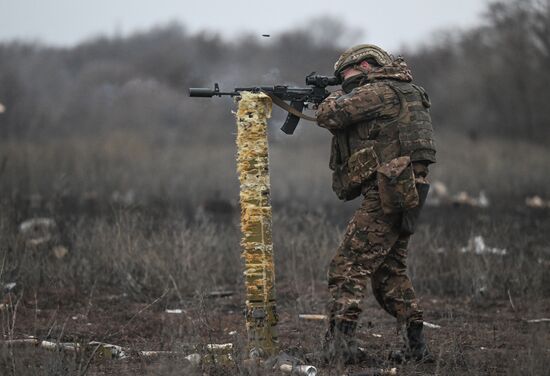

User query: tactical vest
[330,80,436,200]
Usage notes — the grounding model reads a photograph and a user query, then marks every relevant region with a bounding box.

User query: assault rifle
[188,73,340,135]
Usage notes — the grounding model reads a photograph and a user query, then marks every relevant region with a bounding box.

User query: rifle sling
[263,91,317,122]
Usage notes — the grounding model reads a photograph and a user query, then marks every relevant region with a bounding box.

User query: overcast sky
[1,0,489,51]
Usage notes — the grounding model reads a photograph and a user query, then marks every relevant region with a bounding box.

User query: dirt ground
[2,284,549,375]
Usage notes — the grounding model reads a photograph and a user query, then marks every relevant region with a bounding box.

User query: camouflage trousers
[327,187,423,328]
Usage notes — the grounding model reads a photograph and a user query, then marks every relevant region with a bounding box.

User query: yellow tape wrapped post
[235,92,278,358]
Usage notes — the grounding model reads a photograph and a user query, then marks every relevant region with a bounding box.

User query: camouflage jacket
[316,59,436,200]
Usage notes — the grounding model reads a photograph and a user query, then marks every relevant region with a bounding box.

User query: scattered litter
[298,314,327,321]
[207,290,234,298]
[2,338,233,364]
[0,102,5,113]
[460,235,507,256]
[372,333,382,338]
[184,353,201,365]
[423,321,441,329]
[4,282,16,292]
[348,368,397,376]
[19,218,56,246]
[526,196,550,208]
[52,245,69,259]
[279,364,316,376]
[89,341,128,359]
[206,343,233,351]
[228,330,237,336]
[453,190,489,208]
[426,180,490,208]
[19,218,56,234]
[526,318,550,324]
[480,346,488,350]
[165,309,183,314]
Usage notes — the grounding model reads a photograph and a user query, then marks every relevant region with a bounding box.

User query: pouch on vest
[347,146,379,185]
[376,156,419,214]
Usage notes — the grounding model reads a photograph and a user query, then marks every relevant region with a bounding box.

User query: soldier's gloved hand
[315,90,345,129]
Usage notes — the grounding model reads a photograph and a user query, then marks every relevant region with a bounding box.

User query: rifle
[188,73,340,135]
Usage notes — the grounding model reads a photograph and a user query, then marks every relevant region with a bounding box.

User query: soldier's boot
[322,319,370,365]
[389,321,434,363]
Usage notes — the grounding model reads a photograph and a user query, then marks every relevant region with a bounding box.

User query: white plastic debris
[206,343,233,351]
[526,196,550,208]
[279,364,317,376]
[165,309,183,314]
[423,321,441,329]
[372,333,383,337]
[19,218,56,234]
[477,191,490,208]
[426,181,490,208]
[185,353,201,366]
[89,341,128,359]
[0,102,5,114]
[460,236,507,256]
[298,314,327,321]
[4,282,16,292]
[526,318,550,323]
[19,218,57,246]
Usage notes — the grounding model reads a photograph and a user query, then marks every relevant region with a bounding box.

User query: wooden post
[235,92,278,358]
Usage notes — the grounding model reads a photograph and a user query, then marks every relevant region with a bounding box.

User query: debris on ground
[19,218,57,246]
[460,235,507,256]
[347,368,397,376]
[246,351,318,376]
[207,290,234,298]
[165,308,183,314]
[525,195,550,208]
[423,321,442,329]
[2,337,234,363]
[298,314,327,321]
[525,318,550,323]
[453,190,489,208]
[52,245,69,259]
[4,282,16,293]
[426,181,489,208]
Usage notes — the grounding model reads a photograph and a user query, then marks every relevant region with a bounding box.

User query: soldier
[315,44,436,364]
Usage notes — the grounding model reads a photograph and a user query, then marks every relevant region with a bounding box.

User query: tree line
[0,0,548,142]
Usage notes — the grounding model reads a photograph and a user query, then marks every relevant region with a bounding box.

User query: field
[1,130,549,375]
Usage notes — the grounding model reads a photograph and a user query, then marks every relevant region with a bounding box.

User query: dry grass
[1,130,549,375]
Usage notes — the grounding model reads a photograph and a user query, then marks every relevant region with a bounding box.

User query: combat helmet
[334,44,393,79]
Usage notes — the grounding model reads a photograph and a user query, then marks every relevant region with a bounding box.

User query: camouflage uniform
[316,55,436,355]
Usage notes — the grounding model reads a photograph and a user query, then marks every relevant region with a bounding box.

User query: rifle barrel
[189,88,239,97]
